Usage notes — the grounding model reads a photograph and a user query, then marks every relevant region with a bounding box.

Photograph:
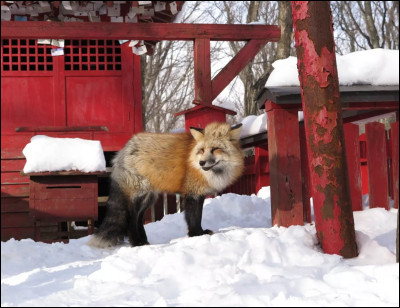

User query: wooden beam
[194,39,212,104]
[1,21,281,41]
[212,39,268,100]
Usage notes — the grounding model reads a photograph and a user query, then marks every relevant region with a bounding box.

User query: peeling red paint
[292,1,358,258]
[296,31,335,88]
[291,1,310,21]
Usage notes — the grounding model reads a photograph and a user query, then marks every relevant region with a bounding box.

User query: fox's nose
[199,160,206,166]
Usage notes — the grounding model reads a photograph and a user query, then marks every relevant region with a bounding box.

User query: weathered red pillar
[292,1,358,257]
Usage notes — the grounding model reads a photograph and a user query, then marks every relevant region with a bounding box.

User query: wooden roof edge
[174,104,237,117]
[257,84,399,109]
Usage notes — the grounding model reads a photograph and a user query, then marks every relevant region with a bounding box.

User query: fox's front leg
[184,195,213,237]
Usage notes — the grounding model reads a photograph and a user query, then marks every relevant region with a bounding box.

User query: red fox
[88,122,244,248]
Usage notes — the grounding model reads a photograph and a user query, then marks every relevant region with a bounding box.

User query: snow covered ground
[1,187,398,307]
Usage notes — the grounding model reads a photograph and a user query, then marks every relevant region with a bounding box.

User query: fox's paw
[87,234,119,249]
[130,240,150,247]
[188,229,214,237]
[203,229,214,235]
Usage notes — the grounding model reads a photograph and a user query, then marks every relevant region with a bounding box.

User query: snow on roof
[266,48,399,87]
[240,49,399,138]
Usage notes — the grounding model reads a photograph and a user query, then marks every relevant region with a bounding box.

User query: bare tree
[276,1,293,60]
[332,1,399,54]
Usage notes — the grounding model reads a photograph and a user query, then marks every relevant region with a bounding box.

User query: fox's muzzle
[199,159,219,171]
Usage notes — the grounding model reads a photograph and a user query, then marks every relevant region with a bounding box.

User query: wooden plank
[267,107,303,227]
[1,183,29,197]
[344,123,363,211]
[1,197,30,213]
[31,184,96,199]
[1,172,29,184]
[391,121,399,209]
[1,212,34,228]
[1,227,35,241]
[1,22,281,42]
[1,134,33,159]
[365,122,389,209]
[30,198,98,220]
[1,159,26,172]
[15,126,108,132]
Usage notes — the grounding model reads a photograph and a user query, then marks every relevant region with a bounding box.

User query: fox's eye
[211,147,222,154]
[198,148,204,155]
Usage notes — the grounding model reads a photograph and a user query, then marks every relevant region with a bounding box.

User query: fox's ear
[190,127,204,141]
[229,123,242,142]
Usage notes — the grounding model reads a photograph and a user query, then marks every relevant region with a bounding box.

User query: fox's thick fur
[88,122,244,248]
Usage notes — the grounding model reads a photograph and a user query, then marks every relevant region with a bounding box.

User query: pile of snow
[267,48,399,87]
[1,187,398,306]
[22,135,106,173]
[240,113,267,138]
[240,112,304,138]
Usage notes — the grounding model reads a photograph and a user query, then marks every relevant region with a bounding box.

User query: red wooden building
[1,1,280,241]
[1,1,187,241]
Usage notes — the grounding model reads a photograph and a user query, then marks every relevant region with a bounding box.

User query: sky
[1,187,399,307]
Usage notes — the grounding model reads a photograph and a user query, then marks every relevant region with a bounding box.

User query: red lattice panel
[1,39,53,72]
[64,39,122,71]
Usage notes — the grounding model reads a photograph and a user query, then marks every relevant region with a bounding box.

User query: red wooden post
[359,134,369,195]
[292,1,358,258]
[266,101,303,227]
[344,123,363,211]
[299,124,312,223]
[392,121,399,209]
[366,122,389,209]
[387,130,394,200]
[255,144,269,193]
